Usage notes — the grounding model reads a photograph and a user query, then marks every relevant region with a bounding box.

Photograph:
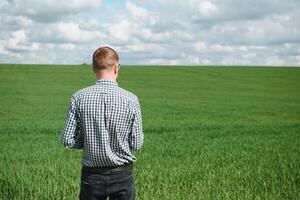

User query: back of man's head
[93,46,119,72]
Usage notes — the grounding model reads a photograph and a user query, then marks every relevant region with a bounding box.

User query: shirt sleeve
[60,95,83,149]
[129,98,144,150]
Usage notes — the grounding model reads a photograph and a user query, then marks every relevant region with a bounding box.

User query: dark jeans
[79,166,135,200]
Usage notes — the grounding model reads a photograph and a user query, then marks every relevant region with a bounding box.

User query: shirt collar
[95,79,118,87]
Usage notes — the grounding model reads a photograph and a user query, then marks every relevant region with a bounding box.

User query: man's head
[92,46,120,80]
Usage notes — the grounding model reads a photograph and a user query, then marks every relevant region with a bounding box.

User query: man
[60,46,144,200]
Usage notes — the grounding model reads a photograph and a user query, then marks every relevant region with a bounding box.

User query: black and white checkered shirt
[60,80,144,167]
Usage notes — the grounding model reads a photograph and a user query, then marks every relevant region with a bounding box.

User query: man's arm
[129,98,144,150]
[60,95,83,149]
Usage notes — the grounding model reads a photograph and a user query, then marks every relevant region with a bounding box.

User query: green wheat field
[0,64,299,200]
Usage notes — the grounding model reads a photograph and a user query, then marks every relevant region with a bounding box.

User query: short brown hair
[93,46,119,71]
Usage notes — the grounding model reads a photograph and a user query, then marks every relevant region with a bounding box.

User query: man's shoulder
[71,85,139,103]
[72,85,94,99]
[116,87,139,103]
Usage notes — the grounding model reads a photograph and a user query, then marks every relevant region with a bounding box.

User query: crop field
[0,64,299,199]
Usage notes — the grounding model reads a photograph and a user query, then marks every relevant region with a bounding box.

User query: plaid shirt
[60,80,144,167]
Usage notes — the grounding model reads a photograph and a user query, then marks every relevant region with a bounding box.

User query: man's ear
[92,67,96,73]
[114,64,118,74]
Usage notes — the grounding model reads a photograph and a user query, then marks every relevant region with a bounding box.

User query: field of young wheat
[0,64,299,199]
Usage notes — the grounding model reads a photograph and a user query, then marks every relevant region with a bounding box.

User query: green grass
[0,64,299,199]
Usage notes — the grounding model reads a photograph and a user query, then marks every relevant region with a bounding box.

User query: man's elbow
[130,144,142,151]
[130,136,144,150]
[60,136,74,148]
[60,133,83,149]
[61,137,71,148]
[61,140,83,149]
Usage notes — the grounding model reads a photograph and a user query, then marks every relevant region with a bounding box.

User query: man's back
[61,80,144,167]
[60,46,142,200]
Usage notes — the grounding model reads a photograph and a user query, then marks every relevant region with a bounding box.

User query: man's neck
[96,73,116,81]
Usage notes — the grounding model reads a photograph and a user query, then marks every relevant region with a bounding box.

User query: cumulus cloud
[126,1,154,23]
[194,42,207,52]
[0,0,299,65]
[0,15,33,30]
[29,22,104,44]
[2,0,101,22]
[5,30,40,52]
[191,0,218,18]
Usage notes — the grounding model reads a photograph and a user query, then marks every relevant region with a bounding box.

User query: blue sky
[0,0,299,65]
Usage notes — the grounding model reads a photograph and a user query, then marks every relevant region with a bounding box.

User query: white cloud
[193,1,218,17]
[29,22,104,44]
[45,43,75,51]
[126,1,155,24]
[51,22,103,43]
[194,42,207,52]
[0,15,33,30]
[210,44,235,53]
[15,0,100,22]
[0,40,9,55]
[265,56,286,65]
[121,43,165,54]
[107,19,133,44]
[0,0,299,65]
[6,30,39,52]
[78,19,102,31]
[106,2,170,45]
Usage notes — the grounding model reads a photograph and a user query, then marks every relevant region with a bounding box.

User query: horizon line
[0,63,299,68]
